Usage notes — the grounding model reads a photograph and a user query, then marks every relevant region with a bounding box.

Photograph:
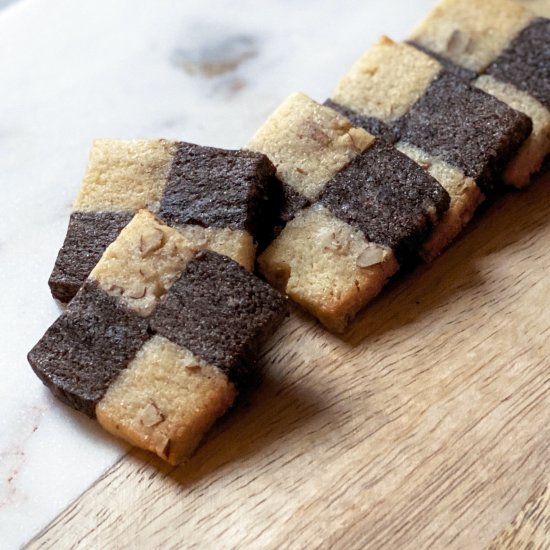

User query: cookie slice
[247,93,449,333]
[329,37,532,260]
[30,210,287,464]
[409,0,550,187]
[49,139,276,302]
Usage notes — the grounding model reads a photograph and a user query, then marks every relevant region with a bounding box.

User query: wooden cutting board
[27,171,550,549]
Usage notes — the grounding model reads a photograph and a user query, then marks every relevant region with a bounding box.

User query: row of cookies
[28,0,549,463]
[249,0,549,332]
[47,0,550,335]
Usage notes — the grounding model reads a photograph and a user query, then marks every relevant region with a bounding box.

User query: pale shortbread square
[409,0,535,73]
[175,225,255,272]
[96,336,236,465]
[258,205,399,333]
[74,139,177,212]
[332,37,441,123]
[90,210,194,317]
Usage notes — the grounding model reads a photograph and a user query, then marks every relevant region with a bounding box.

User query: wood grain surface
[27,170,550,549]
[490,480,550,549]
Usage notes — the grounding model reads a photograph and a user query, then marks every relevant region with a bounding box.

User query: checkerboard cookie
[49,139,276,302]
[329,37,532,260]
[247,93,450,332]
[409,0,550,187]
[30,210,287,464]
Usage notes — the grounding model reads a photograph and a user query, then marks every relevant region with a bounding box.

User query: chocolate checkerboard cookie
[246,92,450,333]
[49,139,276,303]
[328,37,532,261]
[30,210,287,464]
[409,0,550,187]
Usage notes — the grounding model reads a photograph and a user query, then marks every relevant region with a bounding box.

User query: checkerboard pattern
[49,139,276,302]
[30,211,287,464]
[329,37,532,260]
[409,0,550,187]
[247,92,450,332]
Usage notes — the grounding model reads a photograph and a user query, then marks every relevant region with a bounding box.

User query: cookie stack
[28,0,549,464]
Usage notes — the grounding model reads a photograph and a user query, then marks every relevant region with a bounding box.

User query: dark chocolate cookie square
[150,250,287,386]
[49,211,133,303]
[157,143,276,235]
[396,72,532,191]
[28,280,149,417]
[486,17,550,112]
[319,141,450,261]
